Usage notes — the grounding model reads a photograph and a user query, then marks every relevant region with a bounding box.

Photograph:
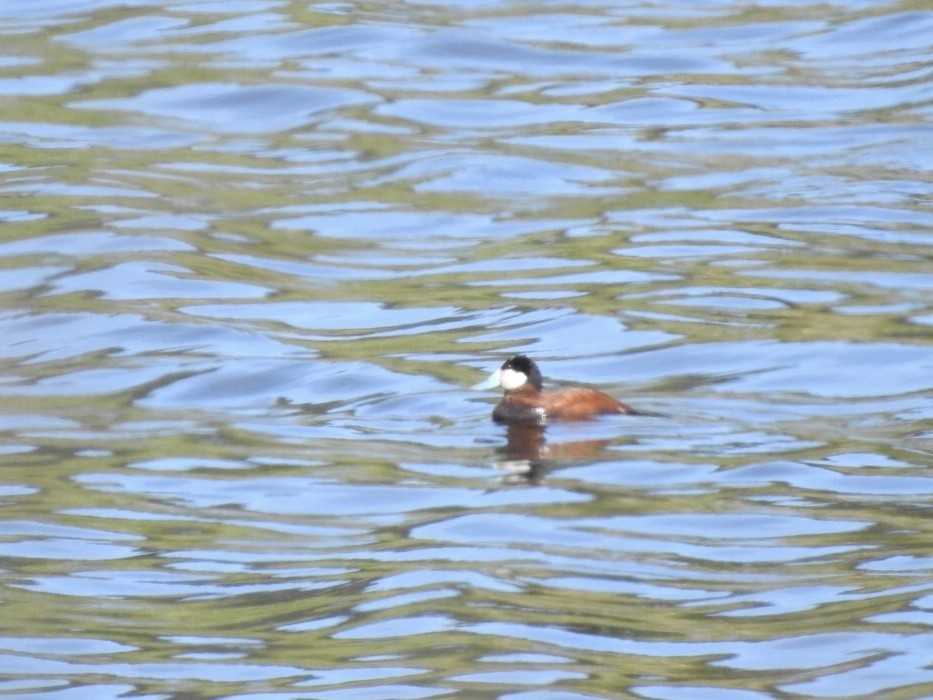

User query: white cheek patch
[498,368,528,391]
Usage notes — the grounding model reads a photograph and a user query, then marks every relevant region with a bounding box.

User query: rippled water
[2,1,932,698]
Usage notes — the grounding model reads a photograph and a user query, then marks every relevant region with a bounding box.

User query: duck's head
[472,354,544,392]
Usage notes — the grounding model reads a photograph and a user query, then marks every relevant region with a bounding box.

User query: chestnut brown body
[493,384,635,424]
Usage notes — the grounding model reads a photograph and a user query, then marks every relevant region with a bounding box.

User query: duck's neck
[505,384,541,398]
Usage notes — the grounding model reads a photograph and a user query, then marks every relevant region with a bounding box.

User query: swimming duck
[473,354,637,424]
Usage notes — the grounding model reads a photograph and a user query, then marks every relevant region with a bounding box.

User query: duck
[473,354,637,424]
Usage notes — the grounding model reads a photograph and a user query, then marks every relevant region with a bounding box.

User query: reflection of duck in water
[473,354,638,424]
[495,423,616,484]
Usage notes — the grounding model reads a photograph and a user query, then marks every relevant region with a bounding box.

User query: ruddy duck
[473,354,637,424]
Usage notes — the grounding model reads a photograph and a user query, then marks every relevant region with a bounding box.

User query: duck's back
[541,387,635,421]
[493,386,634,423]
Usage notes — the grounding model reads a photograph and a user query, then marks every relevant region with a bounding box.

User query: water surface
[1,1,932,698]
